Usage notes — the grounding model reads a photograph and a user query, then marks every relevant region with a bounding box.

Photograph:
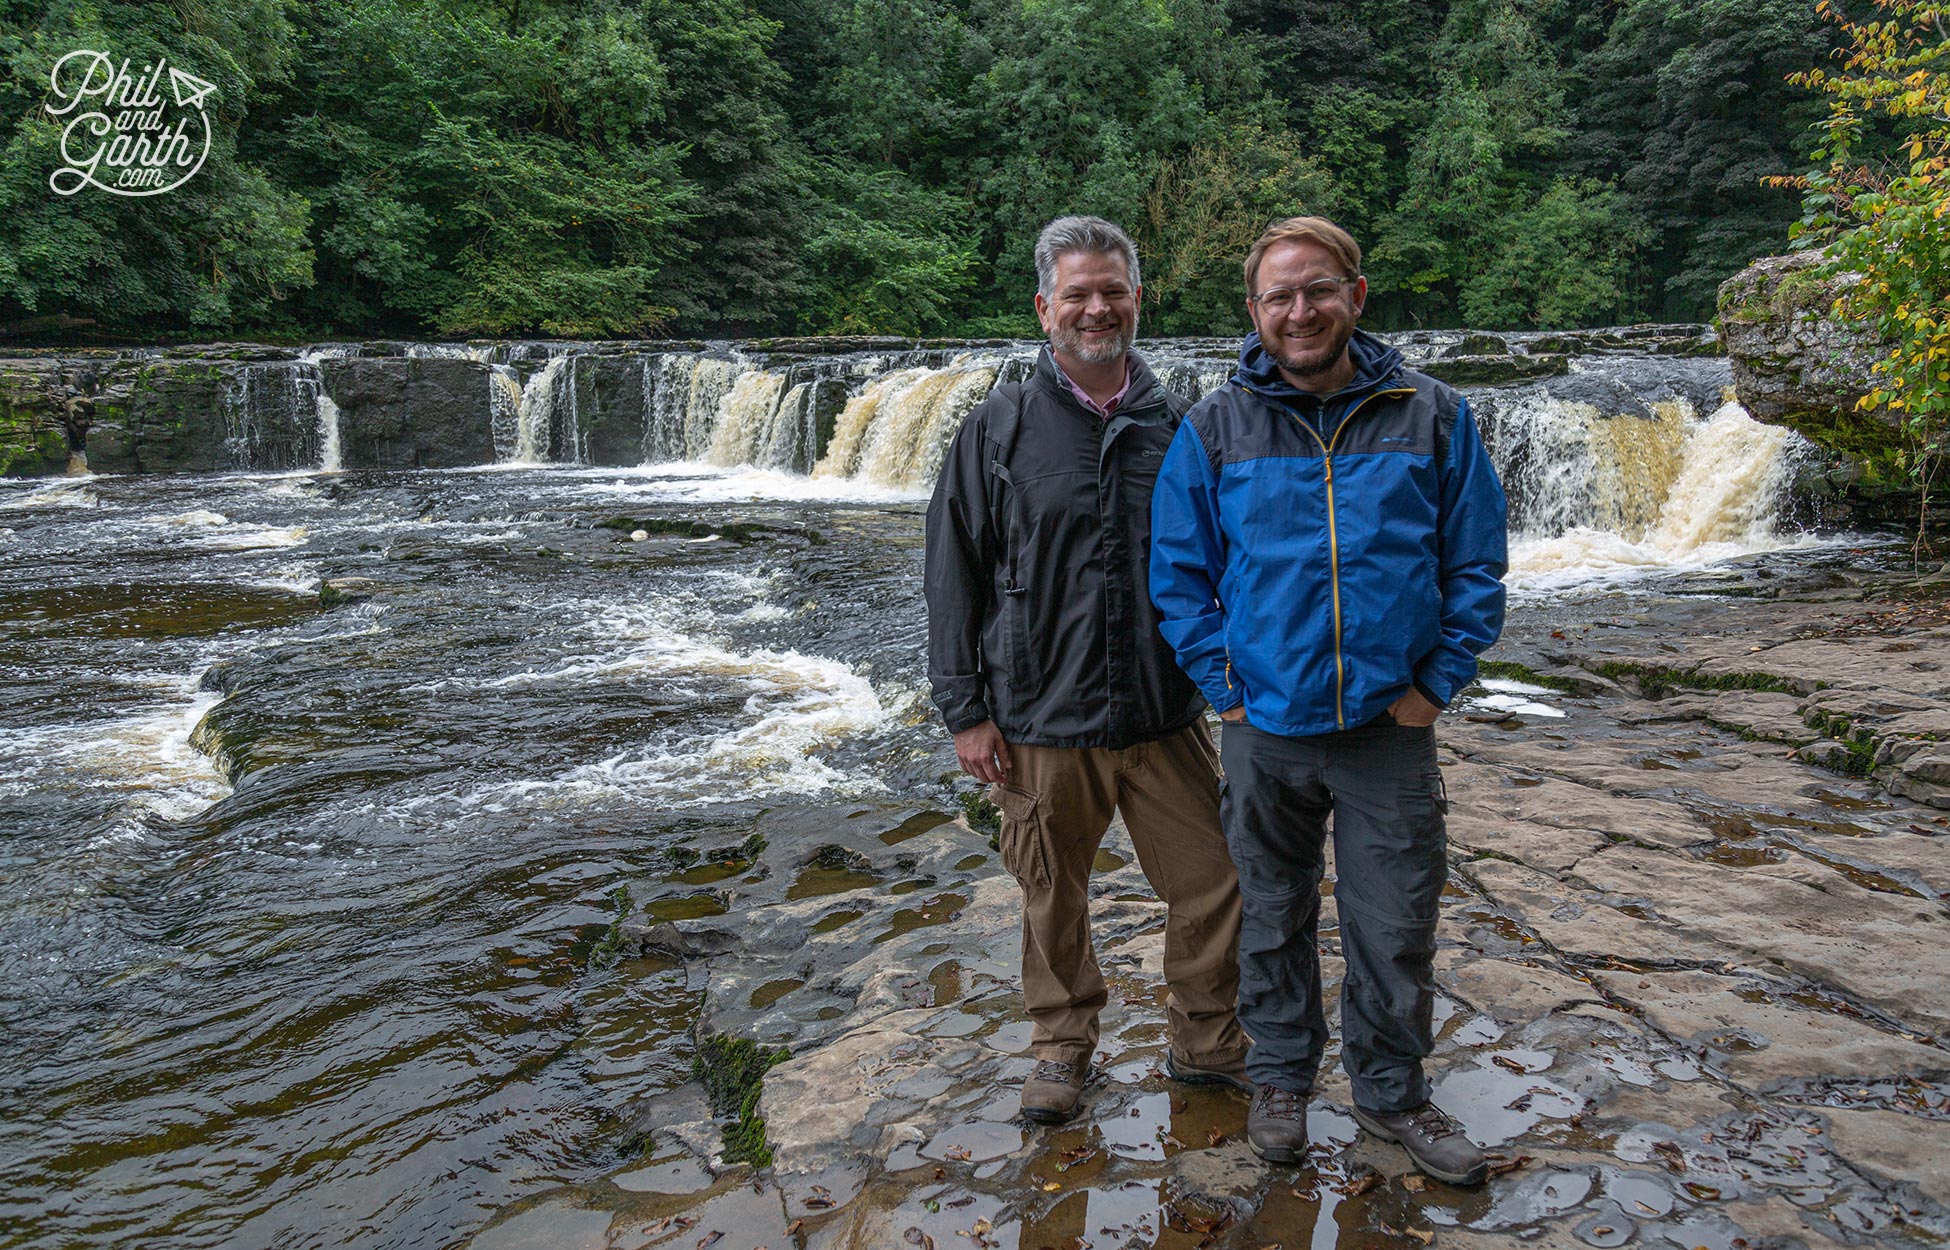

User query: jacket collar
[1232,327,1404,404]
[1034,345,1166,415]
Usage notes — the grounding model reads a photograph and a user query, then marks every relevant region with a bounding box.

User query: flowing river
[0,333,1859,1249]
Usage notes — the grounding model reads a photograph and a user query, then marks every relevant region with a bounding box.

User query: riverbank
[563,552,1950,1250]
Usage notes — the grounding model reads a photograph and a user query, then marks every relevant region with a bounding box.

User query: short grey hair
[1034,216,1141,298]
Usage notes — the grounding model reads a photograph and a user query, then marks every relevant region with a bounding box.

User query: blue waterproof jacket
[1149,328,1508,736]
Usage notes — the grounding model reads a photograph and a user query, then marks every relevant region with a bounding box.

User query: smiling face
[1035,249,1141,371]
[1247,238,1367,394]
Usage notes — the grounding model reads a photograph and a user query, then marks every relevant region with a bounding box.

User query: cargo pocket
[990,782,1053,890]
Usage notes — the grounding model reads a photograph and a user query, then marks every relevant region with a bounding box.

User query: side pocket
[990,782,1053,889]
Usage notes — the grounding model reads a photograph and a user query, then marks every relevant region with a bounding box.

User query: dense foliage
[0,0,1836,339]
[1779,0,1947,537]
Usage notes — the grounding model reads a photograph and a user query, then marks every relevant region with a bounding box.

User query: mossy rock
[692,1034,790,1167]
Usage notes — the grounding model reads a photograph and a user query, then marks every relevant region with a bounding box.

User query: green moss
[1801,710,1880,776]
[1476,659,1586,695]
[1591,661,1803,700]
[1775,405,1909,488]
[958,790,1000,834]
[585,884,633,971]
[692,1034,790,1167]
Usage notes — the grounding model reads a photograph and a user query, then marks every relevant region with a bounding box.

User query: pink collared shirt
[1053,358,1130,420]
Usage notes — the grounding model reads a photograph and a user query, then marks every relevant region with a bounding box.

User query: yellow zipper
[1293,388,1415,729]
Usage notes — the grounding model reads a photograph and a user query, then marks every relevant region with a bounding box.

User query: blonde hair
[1244,216,1362,294]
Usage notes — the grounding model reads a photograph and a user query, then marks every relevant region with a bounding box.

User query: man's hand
[1387,687,1443,727]
[953,720,1012,784]
[1219,704,1247,723]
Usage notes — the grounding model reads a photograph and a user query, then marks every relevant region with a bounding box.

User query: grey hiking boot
[1020,1058,1088,1123]
[1351,1101,1488,1186]
[1246,1085,1308,1162]
[1165,1051,1252,1092]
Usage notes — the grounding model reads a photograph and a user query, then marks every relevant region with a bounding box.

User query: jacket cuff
[1412,678,1448,709]
[943,703,992,734]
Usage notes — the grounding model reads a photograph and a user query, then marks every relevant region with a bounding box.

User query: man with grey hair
[926,216,1247,1124]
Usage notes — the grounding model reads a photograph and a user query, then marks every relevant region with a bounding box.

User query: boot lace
[1254,1086,1306,1119]
[1406,1103,1466,1141]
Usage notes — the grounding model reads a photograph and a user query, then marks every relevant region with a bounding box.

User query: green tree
[1783,0,1949,546]
[0,0,313,333]
[1575,0,1831,318]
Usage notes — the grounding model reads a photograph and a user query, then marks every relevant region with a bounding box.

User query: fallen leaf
[1340,1166,1385,1197]
[1206,1127,1226,1147]
[948,1197,975,1209]
[804,1196,833,1210]
[946,1146,973,1162]
[1635,1201,1658,1214]
[787,1220,805,1235]
[924,1200,939,1213]
[1492,1055,1527,1074]
[1683,1183,1722,1201]
[1404,1230,1435,1245]
[1402,1174,1429,1192]
[696,1234,723,1249]
[1487,1155,1533,1177]
[1593,1226,1615,1236]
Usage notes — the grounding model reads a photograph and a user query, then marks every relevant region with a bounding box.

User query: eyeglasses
[1250,277,1359,315]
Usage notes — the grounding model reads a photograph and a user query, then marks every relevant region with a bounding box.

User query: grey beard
[1050,323,1136,364]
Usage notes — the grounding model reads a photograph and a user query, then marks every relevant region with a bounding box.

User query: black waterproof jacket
[925,348,1206,748]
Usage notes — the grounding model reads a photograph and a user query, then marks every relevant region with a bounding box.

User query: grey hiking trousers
[1219,716,1449,1112]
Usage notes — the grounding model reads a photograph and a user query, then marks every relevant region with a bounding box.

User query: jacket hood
[1034,345,1168,413]
[1233,327,1404,401]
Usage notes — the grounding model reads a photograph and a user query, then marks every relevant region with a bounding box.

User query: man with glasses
[1148,216,1508,1183]
[926,215,1248,1125]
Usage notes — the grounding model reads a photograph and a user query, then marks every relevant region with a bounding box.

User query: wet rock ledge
[480,564,1950,1250]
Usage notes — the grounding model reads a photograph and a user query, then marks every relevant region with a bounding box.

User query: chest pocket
[996,469,1097,694]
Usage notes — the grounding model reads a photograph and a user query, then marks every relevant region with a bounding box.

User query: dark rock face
[0,360,79,475]
[321,357,496,469]
[87,357,253,474]
[1422,353,1569,387]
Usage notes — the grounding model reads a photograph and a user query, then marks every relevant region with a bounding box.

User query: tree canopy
[0,0,1838,339]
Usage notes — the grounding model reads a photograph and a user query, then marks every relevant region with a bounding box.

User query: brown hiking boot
[1020,1058,1088,1123]
[1165,1051,1252,1092]
[1352,1101,1489,1186]
[1246,1085,1309,1162]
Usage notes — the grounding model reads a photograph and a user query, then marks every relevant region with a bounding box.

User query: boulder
[1718,252,1891,429]
[0,359,77,476]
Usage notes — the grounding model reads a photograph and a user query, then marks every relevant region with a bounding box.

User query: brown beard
[1269,322,1353,378]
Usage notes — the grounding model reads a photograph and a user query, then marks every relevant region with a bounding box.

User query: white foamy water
[2,481,100,510]
[559,462,929,504]
[1506,402,1821,591]
[0,681,231,821]
[412,589,889,807]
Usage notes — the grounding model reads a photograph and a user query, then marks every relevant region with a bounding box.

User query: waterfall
[635,354,750,462]
[812,355,1004,488]
[219,364,324,471]
[706,371,790,467]
[512,355,575,464]
[488,365,524,462]
[1502,400,1809,586]
[298,347,350,473]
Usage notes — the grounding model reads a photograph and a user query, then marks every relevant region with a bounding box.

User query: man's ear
[1132,284,1142,313]
[1349,276,1368,319]
[1033,291,1052,335]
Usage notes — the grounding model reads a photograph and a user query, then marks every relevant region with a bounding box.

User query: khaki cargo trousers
[989,721,1246,1068]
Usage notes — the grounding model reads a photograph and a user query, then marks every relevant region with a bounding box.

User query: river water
[0,336,1850,1249]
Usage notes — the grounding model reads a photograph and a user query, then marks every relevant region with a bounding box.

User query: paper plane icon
[168,66,216,109]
